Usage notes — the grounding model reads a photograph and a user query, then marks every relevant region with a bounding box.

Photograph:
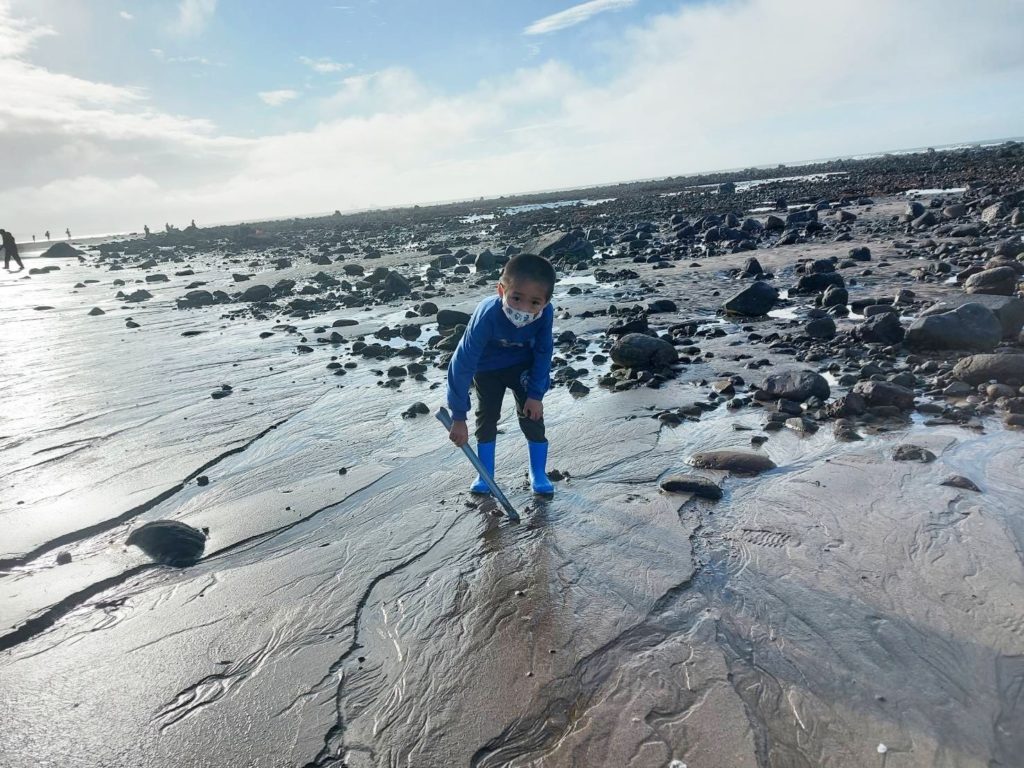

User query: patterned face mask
[501,298,541,328]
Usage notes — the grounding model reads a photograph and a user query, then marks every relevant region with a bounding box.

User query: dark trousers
[473,361,546,444]
[3,247,23,269]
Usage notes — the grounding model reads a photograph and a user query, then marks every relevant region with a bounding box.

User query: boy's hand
[449,420,469,447]
[523,398,543,421]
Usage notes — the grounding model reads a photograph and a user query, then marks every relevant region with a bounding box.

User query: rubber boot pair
[470,440,554,496]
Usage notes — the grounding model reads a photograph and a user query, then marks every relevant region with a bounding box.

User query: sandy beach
[2,143,1023,767]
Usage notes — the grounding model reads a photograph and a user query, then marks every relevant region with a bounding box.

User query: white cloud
[172,0,216,36]
[320,67,429,115]
[2,0,1024,237]
[300,56,350,74]
[119,11,134,21]
[259,89,299,107]
[525,0,637,35]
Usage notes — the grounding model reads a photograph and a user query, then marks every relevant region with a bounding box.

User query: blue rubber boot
[470,441,495,494]
[528,441,554,495]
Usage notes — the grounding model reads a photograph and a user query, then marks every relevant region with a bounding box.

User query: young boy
[446,253,556,495]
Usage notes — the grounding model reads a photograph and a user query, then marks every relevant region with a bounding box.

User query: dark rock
[760,370,830,402]
[126,520,207,567]
[659,474,723,500]
[848,246,871,261]
[648,299,678,313]
[825,393,867,417]
[952,354,1024,385]
[240,284,272,302]
[723,281,778,316]
[56,551,72,565]
[689,450,777,475]
[854,312,904,344]
[905,302,1002,352]
[941,475,980,492]
[40,242,82,259]
[805,316,836,339]
[853,380,915,410]
[893,444,937,462]
[964,267,1018,296]
[610,333,678,368]
[794,272,845,294]
[437,309,472,327]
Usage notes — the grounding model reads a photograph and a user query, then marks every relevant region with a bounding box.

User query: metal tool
[436,407,520,522]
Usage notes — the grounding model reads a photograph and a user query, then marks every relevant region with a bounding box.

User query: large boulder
[760,370,830,402]
[919,294,1024,339]
[964,266,1019,296]
[853,380,915,410]
[952,354,1024,385]
[905,302,1002,352]
[610,333,678,368]
[723,281,778,316]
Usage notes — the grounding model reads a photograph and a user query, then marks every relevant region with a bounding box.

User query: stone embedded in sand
[723,281,778,316]
[610,333,678,368]
[905,302,1002,352]
[853,380,916,410]
[941,475,980,492]
[88,307,105,316]
[126,520,207,566]
[689,450,777,475]
[659,474,723,500]
[760,370,830,402]
[56,551,72,565]
[952,354,1024,385]
[893,444,937,462]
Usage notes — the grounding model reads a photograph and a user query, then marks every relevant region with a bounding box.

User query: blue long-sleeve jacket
[446,294,554,421]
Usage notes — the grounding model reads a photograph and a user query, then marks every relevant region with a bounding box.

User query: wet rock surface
[2,142,1024,767]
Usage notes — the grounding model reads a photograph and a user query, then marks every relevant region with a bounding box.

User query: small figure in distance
[45,230,50,240]
[65,227,71,239]
[1,228,25,271]
[446,253,557,496]
[32,234,36,242]
[144,224,150,237]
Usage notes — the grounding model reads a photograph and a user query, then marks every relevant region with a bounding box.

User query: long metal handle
[436,408,520,522]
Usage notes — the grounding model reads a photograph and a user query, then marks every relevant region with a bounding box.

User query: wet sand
[1,145,1023,767]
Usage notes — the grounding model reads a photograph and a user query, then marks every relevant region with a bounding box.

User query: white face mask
[502,299,541,328]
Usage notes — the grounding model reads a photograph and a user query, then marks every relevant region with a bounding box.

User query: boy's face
[498,278,550,314]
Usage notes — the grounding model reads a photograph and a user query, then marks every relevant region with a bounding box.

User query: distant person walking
[65,227,71,239]
[45,230,50,240]
[1,228,24,271]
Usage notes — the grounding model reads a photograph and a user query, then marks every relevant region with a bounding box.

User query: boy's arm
[446,305,492,421]
[525,305,554,401]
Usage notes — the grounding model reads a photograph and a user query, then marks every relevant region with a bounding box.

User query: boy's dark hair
[500,254,556,298]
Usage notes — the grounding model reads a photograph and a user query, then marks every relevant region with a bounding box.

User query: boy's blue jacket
[446,294,554,421]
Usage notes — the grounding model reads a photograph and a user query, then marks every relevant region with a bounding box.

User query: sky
[1,0,1022,238]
